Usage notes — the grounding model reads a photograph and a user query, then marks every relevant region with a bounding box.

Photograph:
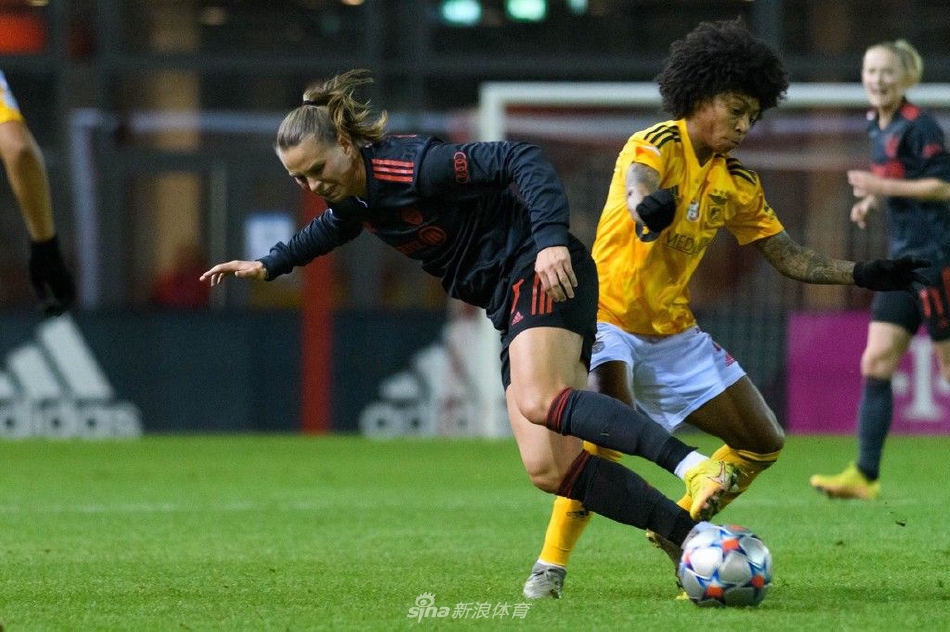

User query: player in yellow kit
[0,70,74,315]
[522,19,928,599]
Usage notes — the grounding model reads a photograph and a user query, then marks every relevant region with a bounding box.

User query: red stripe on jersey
[934,288,946,320]
[371,158,414,182]
[923,142,944,159]
[372,158,414,168]
[373,167,413,175]
[373,173,414,183]
[921,288,933,318]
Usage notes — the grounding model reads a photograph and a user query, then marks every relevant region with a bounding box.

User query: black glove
[853,256,930,292]
[635,188,677,233]
[29,235,76,316]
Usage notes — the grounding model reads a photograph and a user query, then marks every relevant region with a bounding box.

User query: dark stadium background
[0,0,948,433]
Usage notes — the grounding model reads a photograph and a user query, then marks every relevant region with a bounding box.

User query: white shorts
[591,322,746,433]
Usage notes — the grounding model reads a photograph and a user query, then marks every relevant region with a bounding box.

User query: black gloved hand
[853,256,930,292]
[635,188,677,233]
[29,235,76,316]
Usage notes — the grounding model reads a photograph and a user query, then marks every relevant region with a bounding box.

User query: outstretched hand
[850,196,876,230]
[199,260,267,287]
[535,246,577,302]
[853,256,930,292]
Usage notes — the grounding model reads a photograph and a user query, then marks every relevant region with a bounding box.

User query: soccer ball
[677,524,772,607]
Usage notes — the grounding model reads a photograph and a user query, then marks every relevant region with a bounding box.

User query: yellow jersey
[592,118,784,335]
[0,71,25,125]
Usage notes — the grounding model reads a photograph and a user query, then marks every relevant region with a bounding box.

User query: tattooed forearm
[753,231,856,284]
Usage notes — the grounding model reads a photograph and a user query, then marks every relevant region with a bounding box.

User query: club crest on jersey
[452,151,470,183]
[707,193,727,224]
[686,200,700,222]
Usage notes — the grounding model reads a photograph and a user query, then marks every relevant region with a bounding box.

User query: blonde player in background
[810,40,950,500]
[522,19,929,599]
[0,70,74,315]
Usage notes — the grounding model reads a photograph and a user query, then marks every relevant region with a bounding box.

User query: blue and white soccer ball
[678,524,772,607]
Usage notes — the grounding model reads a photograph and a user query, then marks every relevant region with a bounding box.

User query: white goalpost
[478,81,950,141]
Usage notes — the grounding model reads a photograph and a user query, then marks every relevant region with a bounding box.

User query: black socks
[546,388,695,474]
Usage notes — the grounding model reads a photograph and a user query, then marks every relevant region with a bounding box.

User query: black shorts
[871,263,950,341]
[498,247,598,389]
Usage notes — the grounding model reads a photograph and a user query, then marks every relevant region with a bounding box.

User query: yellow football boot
[684,459,740,519]
[810,463,880,500]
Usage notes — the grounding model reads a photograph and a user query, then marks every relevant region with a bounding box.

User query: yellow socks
[538,495,590,566]
[537,442,622,567]
[535,442,780,567]
[677,445,782,513]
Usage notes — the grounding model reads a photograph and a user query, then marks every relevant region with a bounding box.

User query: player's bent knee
[860,352,899,379]
[531,474,561,494]
[524,465,563,494]
[749,434,784,456]
[514,389,564,426]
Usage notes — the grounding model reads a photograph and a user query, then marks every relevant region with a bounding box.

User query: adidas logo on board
[0,315,142,439]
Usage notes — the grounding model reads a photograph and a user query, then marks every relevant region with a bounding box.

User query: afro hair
[656,18,789,119]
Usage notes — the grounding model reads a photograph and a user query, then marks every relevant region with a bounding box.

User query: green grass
[1,434,949,630]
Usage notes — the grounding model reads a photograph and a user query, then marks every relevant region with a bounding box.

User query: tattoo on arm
[625,163,661,220]
[753,231,856,284]
[627,163,661,191]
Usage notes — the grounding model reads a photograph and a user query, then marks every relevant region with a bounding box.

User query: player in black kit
[201,70,921,587]
[811,40,950,500]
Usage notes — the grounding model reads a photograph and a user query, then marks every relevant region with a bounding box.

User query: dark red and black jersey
[867,101,950,264]
[260,134,584,327]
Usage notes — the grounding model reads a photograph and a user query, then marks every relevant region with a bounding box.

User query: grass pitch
[1,433,949,630]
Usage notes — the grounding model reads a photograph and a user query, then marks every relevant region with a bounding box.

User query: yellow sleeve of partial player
[0,71,26,125]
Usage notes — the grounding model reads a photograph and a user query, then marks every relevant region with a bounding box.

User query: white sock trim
[674,450,708,480]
